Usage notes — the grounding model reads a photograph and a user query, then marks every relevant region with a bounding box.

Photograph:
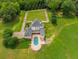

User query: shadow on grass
[62,15,77,19]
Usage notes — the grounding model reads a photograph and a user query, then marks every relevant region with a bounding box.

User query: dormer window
[32,27,40,30]
[32,27,35,30]
[36,27,40,30]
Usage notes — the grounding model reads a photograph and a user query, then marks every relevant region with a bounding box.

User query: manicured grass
[12,11,25,31]
[44,23,78,59]
[0,11,25,32]
[0,9,78,59]
[11,20,77,59]
[27,9,46,21]
[17,39,31,49]
[44,22,55,38]
[44,17,78,38]
[26,22,78,59]
[0,11,25,59]
[44,10,78,38]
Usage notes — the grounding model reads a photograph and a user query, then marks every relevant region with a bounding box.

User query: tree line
[0,0,78,23]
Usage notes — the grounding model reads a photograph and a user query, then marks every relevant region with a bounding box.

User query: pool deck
[31,35,41,51]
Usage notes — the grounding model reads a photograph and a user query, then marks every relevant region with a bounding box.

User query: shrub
[3,37,19,49]
[61,0,76,17]
[18,38,31,48]
[51,14,57,25]
[3,37,11,48]
[3,28,13,38]
[0,2,20,23]
[46,0,62,12]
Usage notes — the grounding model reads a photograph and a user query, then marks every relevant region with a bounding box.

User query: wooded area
[0,0,78,23]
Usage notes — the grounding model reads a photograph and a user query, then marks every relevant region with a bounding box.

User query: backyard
[26,9,48,22]
[0,9,78,59]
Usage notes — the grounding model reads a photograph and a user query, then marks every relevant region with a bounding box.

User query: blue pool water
[33,37,39,46]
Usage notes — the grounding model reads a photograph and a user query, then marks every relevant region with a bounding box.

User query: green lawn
[44,10,78,38]
[12,11,25,32]
[17,39,31,49]
[0,11,25,32]
[8,18,77,59]
[0,9,78,59]
[27,9,47,21]
[33,23,78,59]
[0,11,25,59]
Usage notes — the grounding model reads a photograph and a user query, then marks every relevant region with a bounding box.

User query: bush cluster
[3,28,30,49]
[3,29,19,49]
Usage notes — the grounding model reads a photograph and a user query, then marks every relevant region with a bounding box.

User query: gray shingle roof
[25,28,32,36]
[31,20,43,27]
[40,28,45,36]
[25,20,45,37]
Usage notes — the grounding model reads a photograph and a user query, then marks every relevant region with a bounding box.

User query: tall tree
[3,37,19,49]
[46,0,62,12]
[61,0,76,16]
[0,2,20,22]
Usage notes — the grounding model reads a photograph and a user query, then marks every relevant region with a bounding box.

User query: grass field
[0,9,78,59]
[33,23,78,59]
[0,11,25,33]
[44,10,78,38]
[19,19,78,59]
[12,11,25,31]
[0,18,76,59]
[0,11,25,59]
[26,9,47,21]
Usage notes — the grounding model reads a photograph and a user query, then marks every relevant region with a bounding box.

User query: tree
[51,13,57,25]
[46,0,62,12]
[3,37,19,49]
[0,2,20,23]
[61,0,76,16]
[3,28,13,38]
[3,28,19,49]
[75,0,78,16]
[3,37,10,48]
[3,15,12,22]
[0,5,2,17]
[18,0,47,10]
[0,2,1,9]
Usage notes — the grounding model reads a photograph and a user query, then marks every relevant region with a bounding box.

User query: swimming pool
[33,37,39,46]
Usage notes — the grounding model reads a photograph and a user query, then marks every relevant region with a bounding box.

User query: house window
[32,27,35,30]
[32,27,40,30]
[36,27,39,30]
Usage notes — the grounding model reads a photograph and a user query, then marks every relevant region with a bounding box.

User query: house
[25,20,46,51]
[24,20,45,40]
[13,19,46,51]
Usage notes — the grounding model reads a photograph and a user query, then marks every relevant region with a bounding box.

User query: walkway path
[47,22,77,45]
[13,12,28,38]
[21,12,28,32]
[42,9,49,23]
[46,27,63,44]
